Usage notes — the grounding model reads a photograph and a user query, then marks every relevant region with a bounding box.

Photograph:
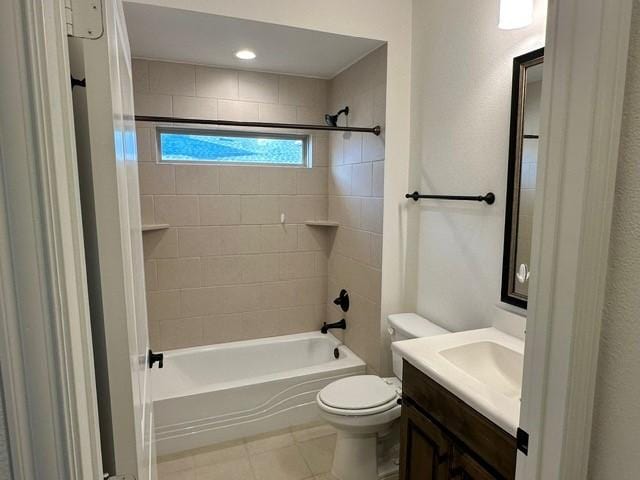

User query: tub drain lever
[148,349,164,369]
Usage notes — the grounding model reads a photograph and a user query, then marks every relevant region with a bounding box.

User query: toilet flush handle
[388,327,395,336]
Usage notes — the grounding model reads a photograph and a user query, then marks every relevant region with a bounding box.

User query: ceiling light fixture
[499,0,534,30]
[235,49,256,60]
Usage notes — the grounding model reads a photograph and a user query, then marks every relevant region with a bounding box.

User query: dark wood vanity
[399,361,517,480]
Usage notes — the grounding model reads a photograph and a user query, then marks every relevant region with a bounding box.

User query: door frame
[517,0,633,478]
[0,0,103,479]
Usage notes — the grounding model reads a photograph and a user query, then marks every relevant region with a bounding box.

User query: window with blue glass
[157,128,308,166]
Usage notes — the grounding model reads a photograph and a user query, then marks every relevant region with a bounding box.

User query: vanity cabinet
[399,361,517,480]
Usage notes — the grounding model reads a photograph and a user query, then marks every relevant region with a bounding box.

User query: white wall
[407,0,546,332]
[588,1,640,475]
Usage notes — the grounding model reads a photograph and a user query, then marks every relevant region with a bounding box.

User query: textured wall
[133,60,330,350]
[588,1,640,476]
[326,46,386,373]
[0,384,10,480]
[407,0,546,332]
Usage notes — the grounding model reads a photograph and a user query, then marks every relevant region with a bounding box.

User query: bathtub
[152,332,365,455]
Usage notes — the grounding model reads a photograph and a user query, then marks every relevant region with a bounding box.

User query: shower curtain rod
[135,115,382,136]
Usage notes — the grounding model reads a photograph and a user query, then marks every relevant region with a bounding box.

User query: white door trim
[517,0,633,478]
[0,0,103,479]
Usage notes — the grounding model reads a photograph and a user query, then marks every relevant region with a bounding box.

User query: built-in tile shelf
[304,220,340,228]
[142,224,170,232]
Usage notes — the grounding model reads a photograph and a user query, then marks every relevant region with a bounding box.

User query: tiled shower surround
[134,46,386,373]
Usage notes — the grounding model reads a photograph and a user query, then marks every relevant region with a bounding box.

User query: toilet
[316,313,449,480]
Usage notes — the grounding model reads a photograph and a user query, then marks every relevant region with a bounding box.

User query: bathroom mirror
[502,48,544,309]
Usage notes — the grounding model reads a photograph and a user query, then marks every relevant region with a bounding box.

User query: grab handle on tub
[148,349,164,369]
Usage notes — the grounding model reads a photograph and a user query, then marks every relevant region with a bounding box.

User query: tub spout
[321,318,346,334]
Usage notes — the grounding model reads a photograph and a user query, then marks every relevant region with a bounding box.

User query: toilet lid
[318,375,397,410]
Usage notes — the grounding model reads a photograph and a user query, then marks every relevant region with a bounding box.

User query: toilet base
[331,430,378,480]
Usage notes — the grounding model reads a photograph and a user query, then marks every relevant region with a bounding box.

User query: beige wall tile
[220,166,261,194]
[176,165,219,194]
[149,61,195,96]
[260,282,297,309]
[241,254,280,283]
[180,287,222,317]
[201,314,244,345]
[260,225,298,253]
[311,135,329,167]
[279,196,326,223]
[140,195,154,224]
[219,226,262,255]
[370,233,383,269]
[132,59,149,94]
[259,167,297,195]
[361,197,383,233]
[297,167,328,195]
[328,197,360,228]
[239,71,279,103]
[328,165,351,196]
[279,252,317,280]
[329,133,343,165]
[195,66,238,99]
[199,196,242,225]
[177,227,221,257]
[278,76,326,108]
[143,228,178,259]
[159,317,203,350]
[147,290,180,322]
[172,96,217,120]
[351,162,372,197]
[363,130,385,162]
[295,277,327,306]
[296,107,324,124]
[258,103,297,123]
[297,225,329,252]
[136,126,153,162]
[372,161,384,197]
[218,100,259,122]
[155,195,199,226]
[134,93,172,117]
[157,257,203,290]
[144,260,158,292]
[221,284,262,313]
[139,163,175,195]
[342,132,363,164]
[202,256,243,286]
[241,196,281,225]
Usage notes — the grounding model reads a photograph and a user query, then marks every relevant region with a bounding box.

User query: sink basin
[391,327,525,435]
[440,341,523,399]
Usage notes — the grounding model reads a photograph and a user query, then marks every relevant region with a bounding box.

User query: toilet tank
[388,313,449,379]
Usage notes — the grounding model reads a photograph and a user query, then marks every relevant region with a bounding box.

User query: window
[157,128,308,166]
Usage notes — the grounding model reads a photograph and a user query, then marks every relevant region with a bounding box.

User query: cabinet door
[449,447,499,480]
[399,399,452,480]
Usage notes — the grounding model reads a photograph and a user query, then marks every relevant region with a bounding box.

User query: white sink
[392,327,524,435]
[440,341,523,399]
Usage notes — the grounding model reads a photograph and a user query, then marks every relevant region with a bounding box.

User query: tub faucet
[321,318,346,334]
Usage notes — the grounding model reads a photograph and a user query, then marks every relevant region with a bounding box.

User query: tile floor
[157,423,341,480]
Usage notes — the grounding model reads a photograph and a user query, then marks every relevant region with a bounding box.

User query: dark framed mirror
[502,47,544,309]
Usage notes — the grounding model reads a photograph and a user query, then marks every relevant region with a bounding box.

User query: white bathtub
[152,332,365,455]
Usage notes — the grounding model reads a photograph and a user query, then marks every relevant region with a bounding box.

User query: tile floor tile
[291,424,336,443]
[250,445,312,480]
[297,435,336,475]
[245,430,294,455]
[194,457,254,480]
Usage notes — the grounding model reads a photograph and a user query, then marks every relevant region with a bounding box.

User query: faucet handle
[333,289,350,312]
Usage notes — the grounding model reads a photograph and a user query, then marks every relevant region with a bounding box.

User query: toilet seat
[317,375,400,416]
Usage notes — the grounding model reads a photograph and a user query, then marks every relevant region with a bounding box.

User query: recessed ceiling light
[235,49,256,60]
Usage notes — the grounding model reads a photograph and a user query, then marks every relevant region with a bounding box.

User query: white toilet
[316,313,449,480]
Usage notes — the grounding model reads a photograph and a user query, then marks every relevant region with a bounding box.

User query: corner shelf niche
[304,220,340,228]
[142,224,169,232]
